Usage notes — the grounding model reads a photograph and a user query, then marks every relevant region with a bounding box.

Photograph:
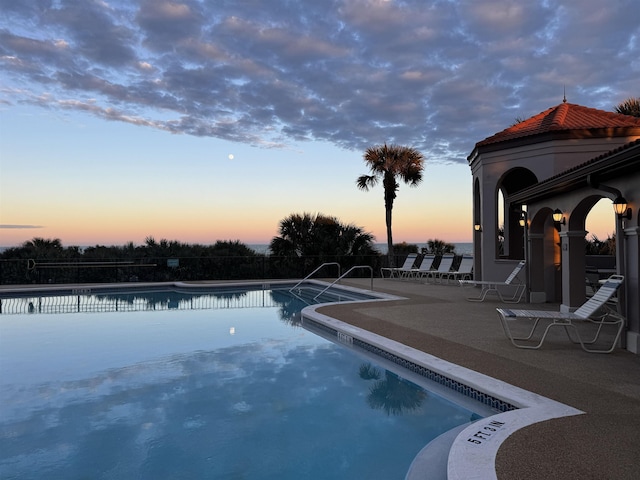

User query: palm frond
[614,97,640,117]
[356,174,377,190]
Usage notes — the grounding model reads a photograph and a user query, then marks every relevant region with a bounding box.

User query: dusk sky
[1,0,636,248]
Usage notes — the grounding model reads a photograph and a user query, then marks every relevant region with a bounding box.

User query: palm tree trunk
[386,206,394,267]
[383,173,397,267]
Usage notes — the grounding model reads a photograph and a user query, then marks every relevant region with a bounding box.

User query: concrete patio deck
[319,277,640,480]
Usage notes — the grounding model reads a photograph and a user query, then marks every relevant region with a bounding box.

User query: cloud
[0,0,637,163]
[0,224,44,229]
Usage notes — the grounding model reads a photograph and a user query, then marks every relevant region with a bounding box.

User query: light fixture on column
[552,209,566,226]
[474,223,482,232]
[518,211,527,227]
[613,196,632,220]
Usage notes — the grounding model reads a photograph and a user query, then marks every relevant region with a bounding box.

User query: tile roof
[476,102,640,147]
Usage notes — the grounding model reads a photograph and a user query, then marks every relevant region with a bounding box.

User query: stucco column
[528,232,546,303]
[560,230,588,312]
[623,226,639,353]
[473,227,482,281]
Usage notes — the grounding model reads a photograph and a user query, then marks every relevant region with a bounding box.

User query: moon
[228,154,234,160]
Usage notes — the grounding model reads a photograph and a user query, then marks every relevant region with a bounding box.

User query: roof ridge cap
[549,102,569,128]
[566,102,640,123]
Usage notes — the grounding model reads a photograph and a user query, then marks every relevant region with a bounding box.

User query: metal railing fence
[0,254,390,285]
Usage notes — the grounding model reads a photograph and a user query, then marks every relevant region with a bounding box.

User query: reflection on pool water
[0,285,482,479]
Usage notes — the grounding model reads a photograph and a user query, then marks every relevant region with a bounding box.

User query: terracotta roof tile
[476,102,640,147]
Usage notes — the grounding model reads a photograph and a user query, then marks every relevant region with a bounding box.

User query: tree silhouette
[614,97,640,117]
[356,144,424,266]
[270,212,377,260]
[425,239,456,255]
[21,237,65,258]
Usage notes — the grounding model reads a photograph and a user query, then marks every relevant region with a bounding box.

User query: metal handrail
[289,262,341,292]
[313,265,373,300]
[27,259,156,270]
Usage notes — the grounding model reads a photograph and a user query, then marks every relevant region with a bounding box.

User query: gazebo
[467,101,640,353]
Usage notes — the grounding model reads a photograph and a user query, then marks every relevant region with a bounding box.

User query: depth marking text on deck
[466,420,505,445]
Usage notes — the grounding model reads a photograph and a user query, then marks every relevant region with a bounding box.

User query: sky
[1,0,636,248]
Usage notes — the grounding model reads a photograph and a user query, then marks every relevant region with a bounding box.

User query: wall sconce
[552,209,566,226]
[474,224,482,232]
[518,211,527,227]
[613,196,632,220]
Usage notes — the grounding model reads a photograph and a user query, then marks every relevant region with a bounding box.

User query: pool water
[0,286,480,479]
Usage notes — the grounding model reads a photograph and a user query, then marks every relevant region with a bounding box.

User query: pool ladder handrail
[313,265,373,301]
[289,262,341,292]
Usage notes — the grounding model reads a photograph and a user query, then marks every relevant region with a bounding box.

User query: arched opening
[577,197,617,291]
[473,178,482,279]
[497,168,538,260]
[585,198,617,249]
[529,207,562,302]
[496,188,505,257]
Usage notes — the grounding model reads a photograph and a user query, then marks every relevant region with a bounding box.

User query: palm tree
[614,97,640,117]
[21,237,64,258]
[356,144,424,265]
[425,239,456,255]
[270,212,376,259]
[270,213,318,258]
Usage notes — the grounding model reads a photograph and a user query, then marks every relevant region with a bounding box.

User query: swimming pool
[0,281,488,479]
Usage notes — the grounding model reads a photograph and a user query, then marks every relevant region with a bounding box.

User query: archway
[585,198,617,251]
[572,195,617,295]
[473,178,482,280]
[497,167,538,260]
[528,207,561,303]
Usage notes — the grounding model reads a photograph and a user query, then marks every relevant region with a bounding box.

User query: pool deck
[317,277,640,480]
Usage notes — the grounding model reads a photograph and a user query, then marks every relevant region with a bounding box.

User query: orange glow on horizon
[1,196,617,248]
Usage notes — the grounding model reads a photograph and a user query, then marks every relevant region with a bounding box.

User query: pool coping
[0,279,297,296]
[0,279,385,299]
[300,288,583,480]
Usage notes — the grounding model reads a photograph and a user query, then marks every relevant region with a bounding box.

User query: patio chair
[408,254,436,280]
[381,253,417,279]
[425,254,455,283]
[496,275,624,353]
[441,255,474,284]
[459,260,526,303]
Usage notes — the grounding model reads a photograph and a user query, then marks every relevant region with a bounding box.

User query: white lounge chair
[381,253,417,279]
[459,260,526,303]
[496,275,624,353]
[441,255,474,283]
[409,254,436,280]
[425,254,455,283]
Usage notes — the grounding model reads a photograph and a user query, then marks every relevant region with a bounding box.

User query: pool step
[405,422,474,480]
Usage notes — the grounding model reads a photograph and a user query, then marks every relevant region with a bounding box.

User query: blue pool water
[0,285,482,479]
